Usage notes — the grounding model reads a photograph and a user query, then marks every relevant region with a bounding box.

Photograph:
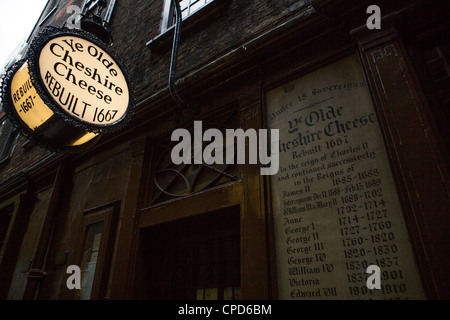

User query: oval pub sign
[1,27,134,150]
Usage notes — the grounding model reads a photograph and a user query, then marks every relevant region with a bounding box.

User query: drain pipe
[169,0,188,112]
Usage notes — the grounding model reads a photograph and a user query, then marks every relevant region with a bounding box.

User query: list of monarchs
[267,55,425,300]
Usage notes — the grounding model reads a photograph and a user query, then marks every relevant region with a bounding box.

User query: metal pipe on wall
[169,0,187,111]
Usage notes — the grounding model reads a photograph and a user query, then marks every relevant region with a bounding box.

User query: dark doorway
[133,206,240,300]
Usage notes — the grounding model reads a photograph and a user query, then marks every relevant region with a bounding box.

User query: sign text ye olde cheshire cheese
[39,36,129,126]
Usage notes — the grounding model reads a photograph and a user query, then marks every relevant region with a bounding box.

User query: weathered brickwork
[111,0,305,100]
[1,0,305,185]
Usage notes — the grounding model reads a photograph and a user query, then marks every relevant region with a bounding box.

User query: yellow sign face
[1,27,134,151]
[38,35,130,126]
[69,131,98,146]
[10,62,53,130]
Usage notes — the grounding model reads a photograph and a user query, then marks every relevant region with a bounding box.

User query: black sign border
[27,26,136,135]
[0,59,101,152]
[1,59,52,150]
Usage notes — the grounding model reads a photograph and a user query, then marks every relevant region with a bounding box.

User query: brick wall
[111,0,305,100]
[0,0,306,186]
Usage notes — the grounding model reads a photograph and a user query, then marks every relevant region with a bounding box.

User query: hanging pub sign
[0,26,134,151]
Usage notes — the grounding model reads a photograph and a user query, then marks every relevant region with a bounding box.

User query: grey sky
[0,0,49,69]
